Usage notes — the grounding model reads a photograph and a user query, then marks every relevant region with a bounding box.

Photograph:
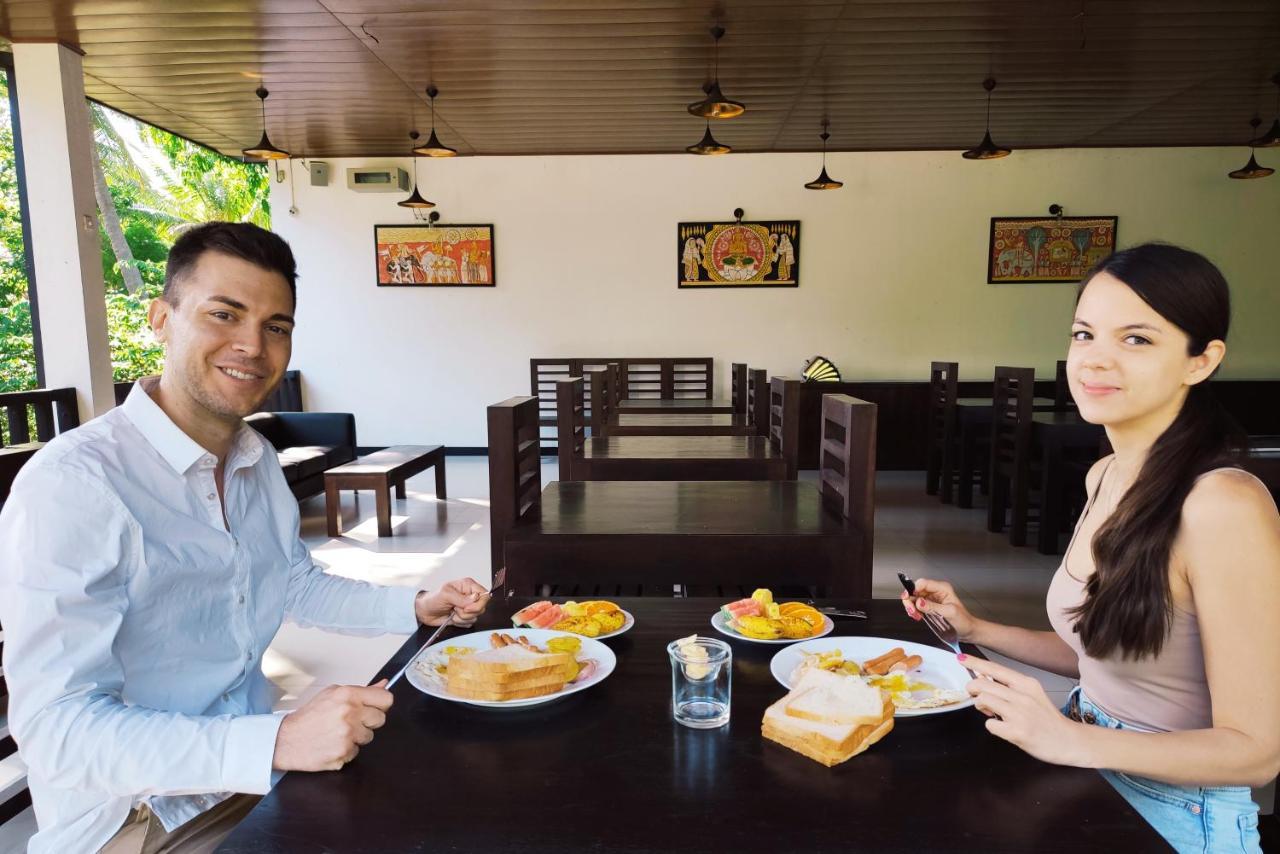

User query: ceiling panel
[1,0,1277,157]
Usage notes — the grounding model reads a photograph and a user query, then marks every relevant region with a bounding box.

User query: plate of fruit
[510,600,633,639]
[711,589,833,644]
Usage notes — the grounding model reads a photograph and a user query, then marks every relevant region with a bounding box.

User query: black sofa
[244,412,357,499]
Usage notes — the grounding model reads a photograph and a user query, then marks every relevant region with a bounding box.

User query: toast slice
[446,678,569,702]
[446,644,575,681]
[784,668,886,726]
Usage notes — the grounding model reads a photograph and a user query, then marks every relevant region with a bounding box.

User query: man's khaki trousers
[98,794,260,854]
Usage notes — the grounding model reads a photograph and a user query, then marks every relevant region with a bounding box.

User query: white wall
[272,148,1280,447]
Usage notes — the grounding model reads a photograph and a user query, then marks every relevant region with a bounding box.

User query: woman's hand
[961,654,1086,768]
[415,578,491,627]
[899,577,980,641]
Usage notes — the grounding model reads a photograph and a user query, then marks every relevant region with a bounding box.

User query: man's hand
[272,680,394,772]
[415,578,491,627]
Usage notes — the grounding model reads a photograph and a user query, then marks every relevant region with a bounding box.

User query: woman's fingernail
[956,654,968,662]
[917,598,927,610]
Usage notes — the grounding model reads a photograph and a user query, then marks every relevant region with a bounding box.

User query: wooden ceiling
[2,1,1279,158]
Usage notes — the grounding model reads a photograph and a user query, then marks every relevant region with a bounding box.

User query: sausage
[864,648,907,675]
[889,655,924,673]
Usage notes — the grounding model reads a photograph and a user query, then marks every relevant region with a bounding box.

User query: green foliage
[0,77,270,390]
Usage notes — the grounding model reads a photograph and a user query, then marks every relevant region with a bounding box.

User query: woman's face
[1068,271,1222,432]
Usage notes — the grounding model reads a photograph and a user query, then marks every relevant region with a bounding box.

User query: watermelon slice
[721,598,763,620]
[528,604,565,629]
[512,601,553,627]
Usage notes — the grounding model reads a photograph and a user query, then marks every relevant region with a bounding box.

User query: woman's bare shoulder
[1182,467,1279,537]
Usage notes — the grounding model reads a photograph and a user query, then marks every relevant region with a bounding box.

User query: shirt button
[245,650,253,661]
[238,594,245,605]
[222,693,230,702]
[207,493,216,501]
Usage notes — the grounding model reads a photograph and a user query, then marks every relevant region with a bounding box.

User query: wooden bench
[324,445,447,537]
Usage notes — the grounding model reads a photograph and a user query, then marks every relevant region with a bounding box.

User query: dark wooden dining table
[571,435,788,480]
[952,396,1057,508]
[217,598,1164,853]
[615,398,735,414]
[610,412,756,436]
[1033,411,1106,554]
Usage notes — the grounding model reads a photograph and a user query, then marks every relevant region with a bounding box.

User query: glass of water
[668,636,731,729]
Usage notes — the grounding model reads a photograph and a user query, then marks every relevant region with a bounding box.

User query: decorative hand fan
[801,355,841,383]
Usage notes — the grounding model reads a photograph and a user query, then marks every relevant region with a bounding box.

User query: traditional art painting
[678,220,800,288]
[374,224,495,287]
[987,216,1117,284]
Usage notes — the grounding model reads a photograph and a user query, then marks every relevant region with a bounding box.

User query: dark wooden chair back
[1054,359,1071,410]
[818,394,878,572]
[748,369,768,436]
[731,362,748,414]
[487,396,544,578]
[607,362,622,411]
[769,376,801,479]
[586,367,613,439]
[0,387,79,447]
[987,366,1036,543]
[555,377,587,480]
[925,361,959,497]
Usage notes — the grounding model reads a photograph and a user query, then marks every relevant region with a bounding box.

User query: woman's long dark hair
[1067,243,1246,660]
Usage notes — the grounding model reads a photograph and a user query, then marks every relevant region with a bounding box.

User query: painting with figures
[987,216,1117,284]
[678,220,800,288]
[374,224,496,287]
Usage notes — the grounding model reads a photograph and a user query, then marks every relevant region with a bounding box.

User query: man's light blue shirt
[0,381,419,852]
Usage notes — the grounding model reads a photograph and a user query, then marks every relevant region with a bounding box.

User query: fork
[897,573,976,678]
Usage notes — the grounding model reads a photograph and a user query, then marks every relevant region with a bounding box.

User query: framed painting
[987,216,1117,284]
[374,224,496,287]
[678,220,800,288]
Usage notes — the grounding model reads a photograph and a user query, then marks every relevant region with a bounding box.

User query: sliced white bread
[446,644,575,680]
[761,682,895,767]
[784,668,886,726]
[446,679,569,703]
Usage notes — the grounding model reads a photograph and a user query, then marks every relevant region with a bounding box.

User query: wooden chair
[987,366,1037,546]
[731,362,748,415]
[769,376,801,480]
[748,368,769,437]
[487,396,544,581]
[585,367,613,439]
[925,361,959,500]
[555,377,587,481]
[818,394,878,576]
[1054,359,1072,410]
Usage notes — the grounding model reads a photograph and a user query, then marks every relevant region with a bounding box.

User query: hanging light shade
[686,121,731,155]
[1250,72,1280,148]
[398,132,437,207]
[242,87,290,160]
[962,78,1012,160]
[413,86,458,157]
[1229,117,1274,179]
[687,26,746,119]
[804,124,843,190]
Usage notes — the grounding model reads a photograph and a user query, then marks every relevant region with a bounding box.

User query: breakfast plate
[710,610,834,644]
[770,636,974,717]
[407,629,616,709]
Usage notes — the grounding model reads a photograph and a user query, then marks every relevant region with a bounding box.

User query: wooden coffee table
[324,445,446,537]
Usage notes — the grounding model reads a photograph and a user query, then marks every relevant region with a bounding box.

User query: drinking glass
[667,636,731,729]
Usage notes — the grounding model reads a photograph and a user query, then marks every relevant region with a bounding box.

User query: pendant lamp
[686,120,731,155]
[1250,72,1280,148]
[962,78,1012,160]
[804,123,843,190]
[413,86,457,157]
[1229,117,1274,180]
[398,132,436,207]
[242,87,290,160]
[687,26,745,119]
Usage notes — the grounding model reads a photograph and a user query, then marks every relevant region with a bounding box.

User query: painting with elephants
[987,216,1117,283]
[374,224,496,287]
[677,220,800,288]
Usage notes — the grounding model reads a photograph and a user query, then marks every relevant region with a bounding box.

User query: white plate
[710,609,835,644]
[405,629,617,709]
[769,636,975,717]
[512,608,635,640]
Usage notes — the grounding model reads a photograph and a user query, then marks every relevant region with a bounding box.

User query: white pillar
[12,43,114,420]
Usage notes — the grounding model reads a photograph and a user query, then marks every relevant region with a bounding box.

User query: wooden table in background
[609,413,755,436]
[571,435,787,480]
[615,398,734,414]
[217,599,1164,854]
[324,445,447,537]
[953,396,1057,508]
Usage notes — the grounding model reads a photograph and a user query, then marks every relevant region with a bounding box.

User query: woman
[906,243,1280,852]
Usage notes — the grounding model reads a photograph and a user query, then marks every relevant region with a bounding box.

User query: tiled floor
[265,459,1079,711]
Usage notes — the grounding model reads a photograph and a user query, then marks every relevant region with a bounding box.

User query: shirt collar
[122,378,264,475]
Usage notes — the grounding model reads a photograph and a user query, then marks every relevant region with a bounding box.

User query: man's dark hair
[163,221,298,306]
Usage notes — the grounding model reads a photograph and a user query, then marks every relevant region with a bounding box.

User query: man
[0,222,489,853]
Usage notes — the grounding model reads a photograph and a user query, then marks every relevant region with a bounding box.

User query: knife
[385,613,454,689]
